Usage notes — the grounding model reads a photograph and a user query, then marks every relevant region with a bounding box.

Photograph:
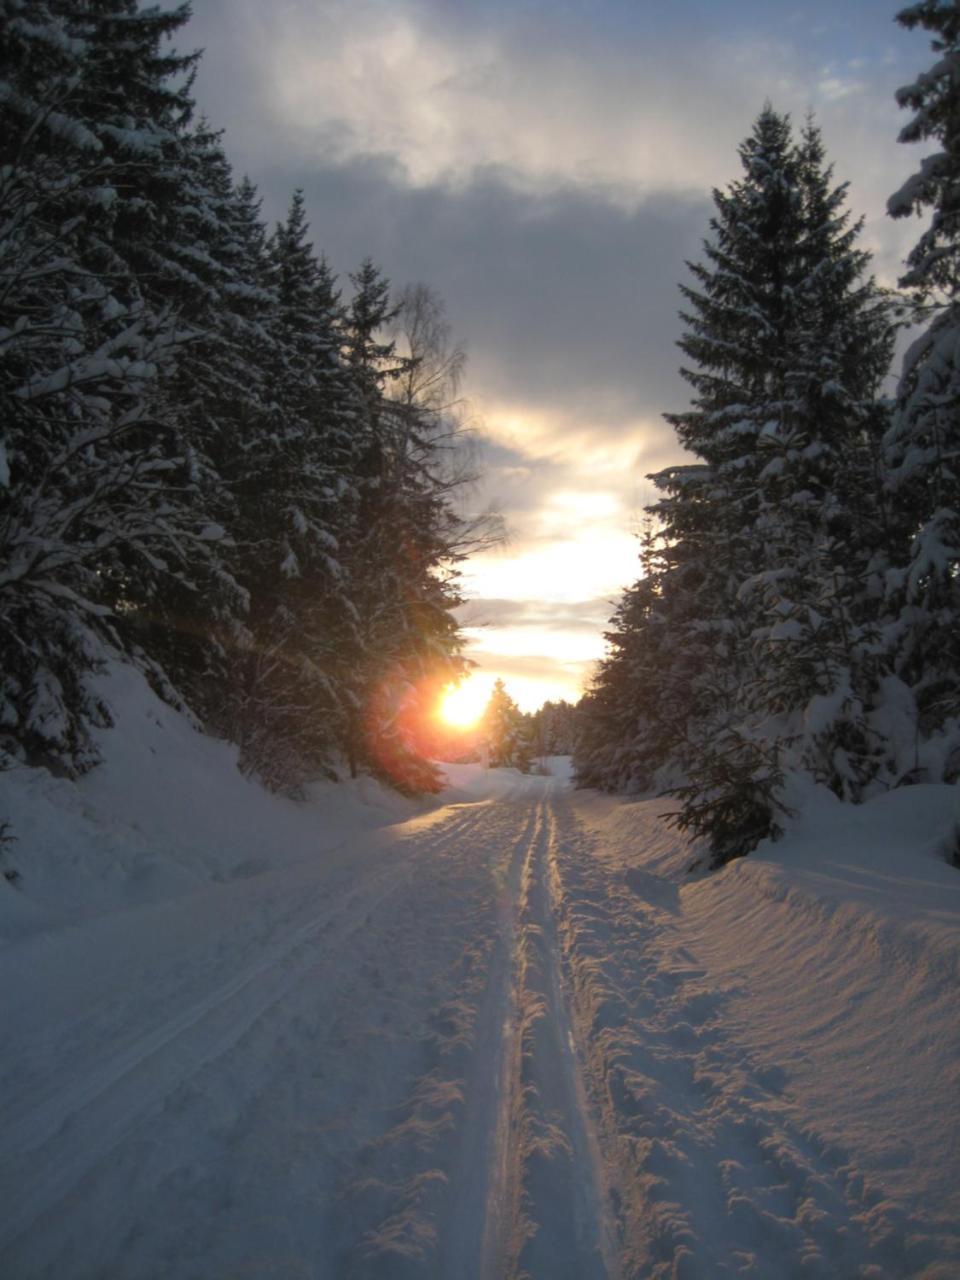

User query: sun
[437,678,489,730]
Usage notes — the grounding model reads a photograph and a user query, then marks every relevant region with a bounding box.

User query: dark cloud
[242,155,711,433]
[176,0,914,455]
[174,4,713,437]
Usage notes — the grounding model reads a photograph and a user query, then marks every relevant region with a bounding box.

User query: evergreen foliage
[575,108,897,863]
[0,0,209,771]
[885,1,960,760]
[0,1,475,795]
[8,0,960,844]
[341,267,470,792]
[483,679,532,770]
[526,698,579,761]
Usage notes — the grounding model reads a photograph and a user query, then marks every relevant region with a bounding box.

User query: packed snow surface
[1,668,958,1278]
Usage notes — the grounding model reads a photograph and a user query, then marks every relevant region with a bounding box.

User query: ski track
[0,798,501,1275]
[1,774,945,1278]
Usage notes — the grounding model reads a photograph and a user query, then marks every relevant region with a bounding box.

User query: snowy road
[2,768,956,1278]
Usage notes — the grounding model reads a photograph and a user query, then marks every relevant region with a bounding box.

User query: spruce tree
[579,108,895,859]
[114,124,265,722]
[0,0,214,771]
[226,191,361,789]
[530,699,579,759]
[667,110,892,847]
[342,264,468,791]
[483,679,530,770]
[740,121,894,797]
[0,1,473,800]
[658,109,806,809]
[885,1,960,768]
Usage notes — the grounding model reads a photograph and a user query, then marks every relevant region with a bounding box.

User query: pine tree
[739,121,895,797]
[579,108,895,859]
[0,0,214,772]
[0,2,475,800]
[573,576,660,791]
[656,109,806,814]
[114,124,265,722]
[885,1,960,769]
[341,265,468,791]
[225,190,362,789]
[529,698,579,760]
[483,679,530,770]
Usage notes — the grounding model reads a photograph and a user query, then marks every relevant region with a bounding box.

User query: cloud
[242,157,709,432]
[258,160,713,535]
[183,0,912,220]
[461,526,640,606]
[170,0,931,708]
[180,0,918,421]
[456,597,617,632]
[462,648,596,712]
[182,0,917,241]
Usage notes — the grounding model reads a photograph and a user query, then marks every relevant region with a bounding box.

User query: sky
[174,0,931,711]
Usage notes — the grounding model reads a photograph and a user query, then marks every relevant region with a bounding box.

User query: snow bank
[438,759,539,803]
[3,686,957,1275]
[0,660,432,941]
[569,777,960,1268]
[0,667,539,1279]
[685,781,960,1241]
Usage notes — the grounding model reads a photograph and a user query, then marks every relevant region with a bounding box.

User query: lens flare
[438,678,489,729]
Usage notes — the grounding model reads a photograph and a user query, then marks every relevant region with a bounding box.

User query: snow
[570,777,960,1276]
[0,662,426,936]
[0,668,958,1278]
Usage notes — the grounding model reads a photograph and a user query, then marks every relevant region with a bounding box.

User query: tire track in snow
[0,799,496,1261]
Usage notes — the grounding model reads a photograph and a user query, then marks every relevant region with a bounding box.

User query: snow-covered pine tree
[739,120,895,798]
[573,578,659,791]
[376,283,476,783]
[113,123,265,722]
[0,0,216,772]
[342,266,468,792]
[672,112,894,853]
[636,466,728,789]
[653,109,806,844]
[0,2,474,798]
[483,679,530,770]
[226,190,361,790]
[885,1,960,777]
[587,108,894,860]
[529,698,578,759]
[573,474,724,797]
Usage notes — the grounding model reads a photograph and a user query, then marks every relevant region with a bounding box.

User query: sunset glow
[437,677,492,729]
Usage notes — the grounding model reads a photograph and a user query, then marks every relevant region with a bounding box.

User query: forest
[0,0,492,799]
[2,1,960,864]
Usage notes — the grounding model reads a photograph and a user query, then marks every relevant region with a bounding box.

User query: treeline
[0,1,482,794]
[431,682,578,771]
[485,682,578,770]
[575,4,960,862]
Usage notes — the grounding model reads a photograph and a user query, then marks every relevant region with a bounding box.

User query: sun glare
[438,678,490,730]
